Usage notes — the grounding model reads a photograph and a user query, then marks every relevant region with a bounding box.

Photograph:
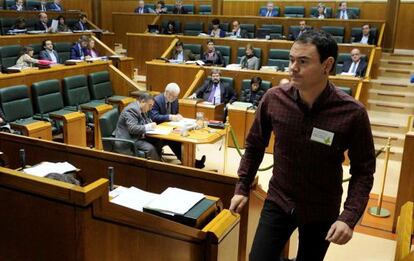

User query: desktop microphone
[19,148,26,170]
[108,166,114,191]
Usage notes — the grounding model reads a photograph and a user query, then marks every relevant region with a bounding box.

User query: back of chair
[88,71,113,100]
[215,45,231,65]
[183,4,194,14]
[183,43,202,56]
[31,79,65,114]
[268,49,290,70]
[198,5,211,15]
[25,18,37,31]
[236,47,262,64]
[4,0,15,10]
[62,75,91,107]
[284,6,305,17]
[336,52,351,74]
[0,45,22,69]
[348,7,360,18]
[26,0,40,10]
[0,85,33,122]
[240,24,255,38]
[28,43,42,59]
[0,18,15,35]
[183,22,203,36]
[262,24,283,39]
[99,108,118,138]
[54,42,72,63]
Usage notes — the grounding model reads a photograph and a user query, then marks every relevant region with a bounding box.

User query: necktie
[208,85,217,103]
[350,62,356,74]
[267,11,271,17]
[166,102,172,114]
[80,22,84,31]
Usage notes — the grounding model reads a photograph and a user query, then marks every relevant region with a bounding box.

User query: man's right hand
[229,194,248,214]
[170,114,183,122]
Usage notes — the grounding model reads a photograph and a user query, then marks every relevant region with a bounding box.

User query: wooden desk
[10,120,52,140]
[0,165,240,260]
[0,132,261,261]
[80,103,113,150]
[49,111,86,147]
[147,122,227,167]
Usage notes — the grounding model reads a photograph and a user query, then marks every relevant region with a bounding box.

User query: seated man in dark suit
[149,83,183,160]
[46,0,64,11]
[34,12,52,32]
[189,69,237,106]
[335,1,357,19]
[353,24,376,45]
[114,93,162,161]
[39,39,60,64]
[259,2,279,17]
[230,20,248,38]
[170,41,195,62]
[10,0,25,11]
[341,48,367,77]
[70,35,90,60]
[72,14,89,31]
[134,0,150,13]
[172,0,188,14]
[29,0,47,11]
[289,20,311,40]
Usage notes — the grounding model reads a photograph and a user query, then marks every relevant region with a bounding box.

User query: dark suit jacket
[173,6,188,14]
[39,50,60,63]
[170,49,195,61]
[259,9,279,17]
[72,21,89,31]
[335,9,357,19]
[201,50,225,67]
[239,86,267,107]
[70,43,85,60]
[46,2,63,11]
[289,27,312,41]
[9,5,25,11]
[149,94,179,124]
[353,33,376,45]
[342,59,367,77]
[208,29,226,38]
[34,21,49,31]
[232,28,249,38]
[134,7,150,13]
[195,80,236,105]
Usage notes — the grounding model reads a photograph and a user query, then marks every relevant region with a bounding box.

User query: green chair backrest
[183,22,203,36]
[215,45,231,65]
[0,85,33,122]
[0,18,15,35]
[99,108,119,138]
[4,0,16,10]
[165,4,174,13]
[348,7,360,18]
[0,45,22,69]
[198,5,211,14]
[26,0,40,10]
[284,6,305,17]
[337,53,351,64]
[62,75,91,106]
[183,4,194,14]
[25,18,37,31]
[268,49,290,70]
[54,42,72,63]
[31,79,65,114]
[240,23,255,38]
[261,24,283,39]
[28,43,42,59]
[88,71,114,100]
[237,47,262,63]
[321,26,345,36]
[183,43,202,55]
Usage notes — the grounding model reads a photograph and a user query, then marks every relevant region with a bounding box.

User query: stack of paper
[167,118,196,128]
[23,161,77,177]
[110,187,158,212]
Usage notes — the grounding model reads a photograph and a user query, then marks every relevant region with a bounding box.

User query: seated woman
[208,18,226,38]
[201,39,225,67]
[56,15,70,32]
[238,76,267,108]
[8,17,27,34]
[240,44,260,70]
[161,20,177,35]
[84,39,99,58]
[16,46,39,68]
[154,0,167,14]
[315,4,326,19]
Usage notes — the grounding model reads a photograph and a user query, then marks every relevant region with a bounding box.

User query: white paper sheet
[110,187,158,212]
[144,187,205,215]
[231,101,253,108]
[146,128,172,135]
[167,118,196,127]
[23,161,77,177]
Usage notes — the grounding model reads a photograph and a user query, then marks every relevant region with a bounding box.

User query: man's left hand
[325,220,353,245]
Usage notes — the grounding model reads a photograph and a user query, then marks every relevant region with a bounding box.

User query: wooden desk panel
[112,13,157,45]
[0,32,91,46]
[0,132,258,261]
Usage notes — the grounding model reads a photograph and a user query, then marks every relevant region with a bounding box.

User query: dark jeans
[250,200,333,261]
[163,140,182,160]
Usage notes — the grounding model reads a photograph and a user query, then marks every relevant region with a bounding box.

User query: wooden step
[368,99,414,114]
[378,67,413,78]
[368,89,414,103]
[380,59,414,70]
[368,111,410,134]
[382,52,414,61]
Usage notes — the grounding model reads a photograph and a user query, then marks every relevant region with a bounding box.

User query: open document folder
[23,162,77,177]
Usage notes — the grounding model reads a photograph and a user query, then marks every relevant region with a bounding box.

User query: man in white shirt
[341,48,367,77]
[335,2,357,19]
[39,39,60,64]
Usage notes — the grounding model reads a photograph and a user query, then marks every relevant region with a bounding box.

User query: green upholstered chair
[183,4,194,14]
[351,27,377,43]
[284,6,305,18]
[65,19,78,29]
[348,7,360,18]
[0,45,22,71]
[26,0,40,10]
[240,23,255,38]
[261,24,283,39]
[267,49,290,71]
[338,87,352,96]
[236,47,262,64]
[28,43,42,59]
[310,6,333,18]
[198,5,211,15]
[54,42,72,63]
[164,4,174,13]
[88,71,128,104]
[161,19,181,33]
[321,26,345,43]
[0,18,15,35]
[25,18,37,31]
[4,0,16,10]
[183,43,202,58]
[336,53,351,74]
[183,22,203,36]
[99,108,146,158]
[214,45,231,65]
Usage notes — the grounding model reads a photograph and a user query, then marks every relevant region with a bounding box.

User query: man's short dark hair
[296,30,338,72]
[175,41,183,47]
[362,24,371,29]
[211,69,221,75]
[42,39,52,48]
[212,18,220,26]
[79,14,87,19]
[139,92,154,102]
